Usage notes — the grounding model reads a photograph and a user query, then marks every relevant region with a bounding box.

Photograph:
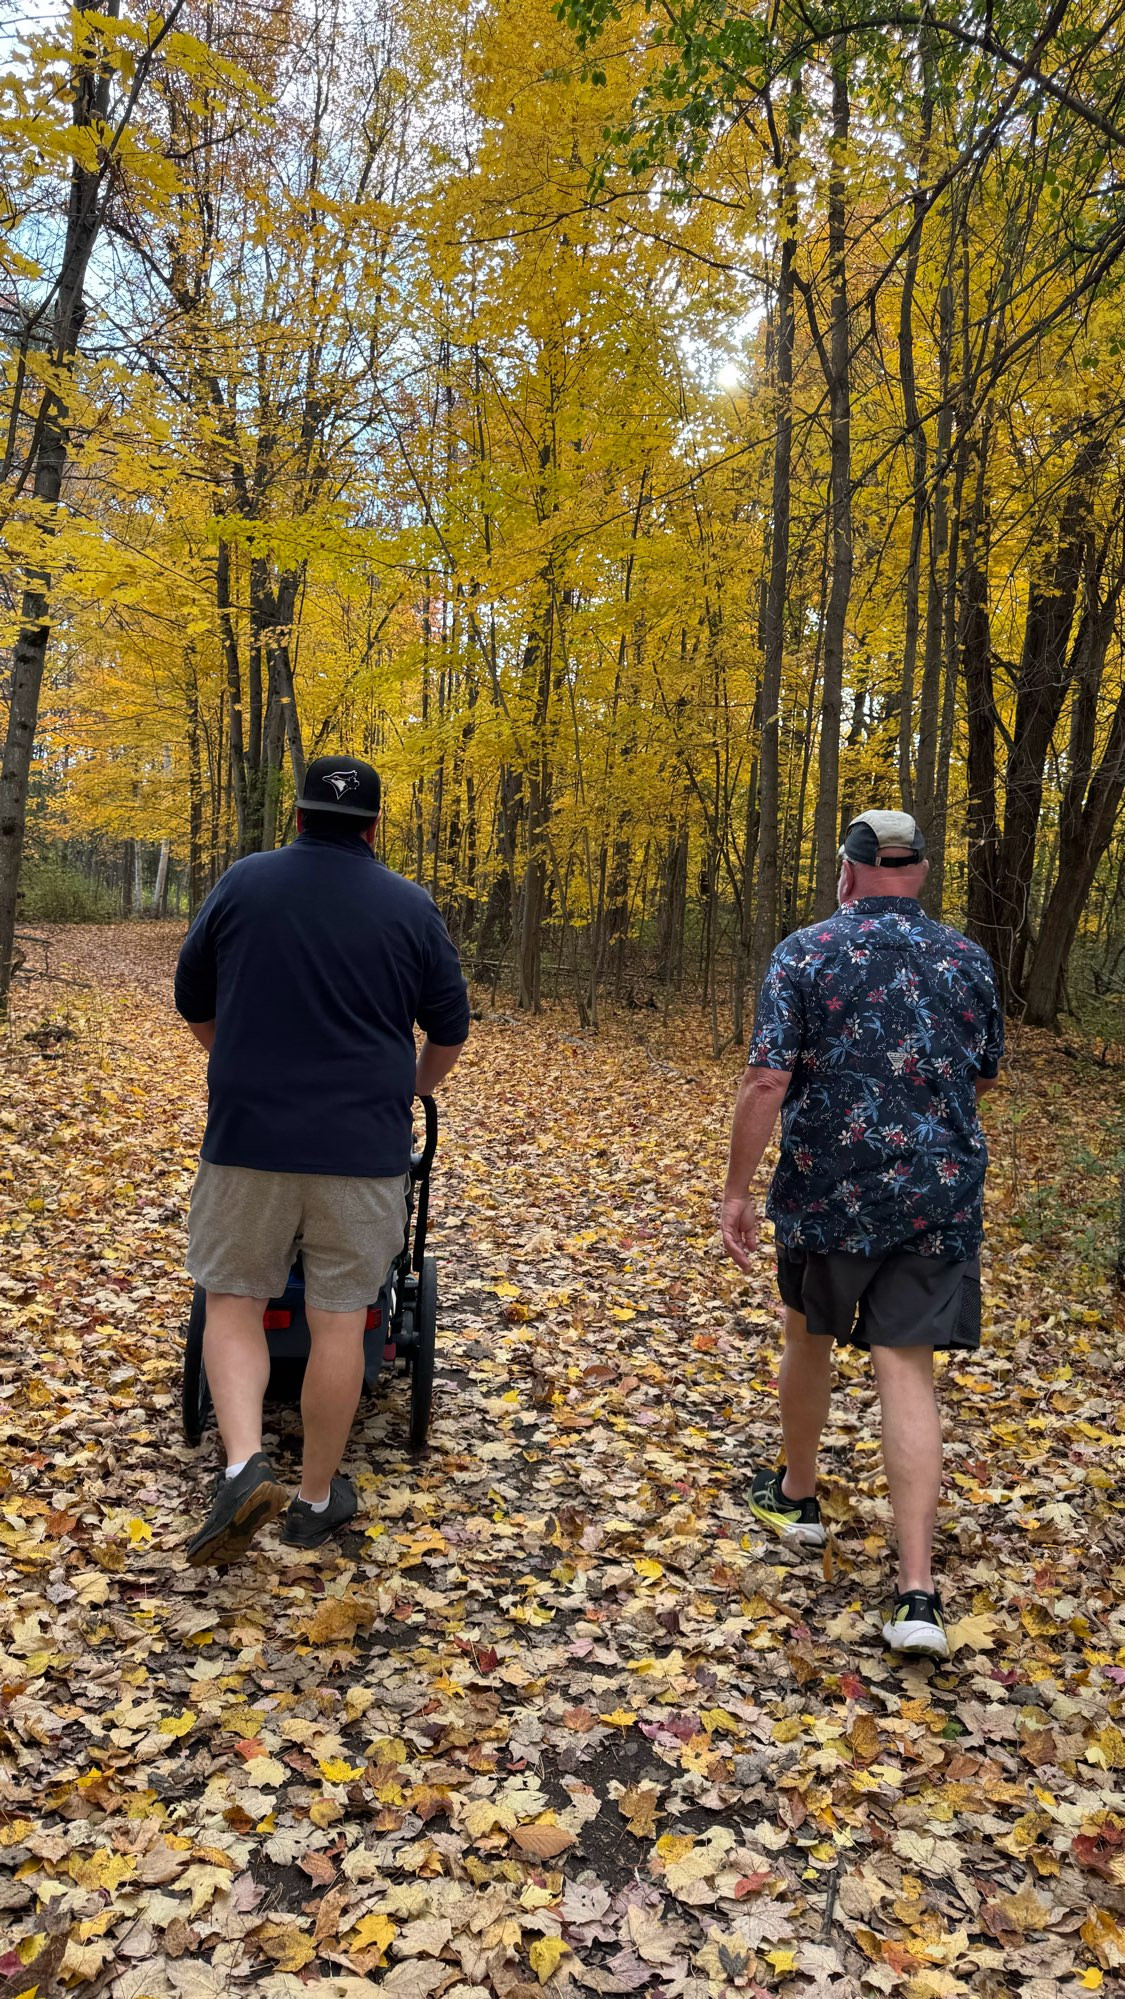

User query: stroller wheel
[408,1255,437,1451]
[182,1284,212,1445]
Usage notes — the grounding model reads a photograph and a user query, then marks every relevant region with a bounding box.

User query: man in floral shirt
[721,810,1003,1658]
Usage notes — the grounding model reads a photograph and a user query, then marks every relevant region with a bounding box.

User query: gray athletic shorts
[187,1162,409,1312]
[776,1245,981,1350]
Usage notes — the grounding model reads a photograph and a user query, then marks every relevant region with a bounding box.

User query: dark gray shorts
[776,1245,981,1350]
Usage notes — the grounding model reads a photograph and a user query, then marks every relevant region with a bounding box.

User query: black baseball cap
[840,809,926,867]
[296,754,381,820]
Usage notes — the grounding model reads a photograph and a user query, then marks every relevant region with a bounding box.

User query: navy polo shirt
[174,833,470,1177]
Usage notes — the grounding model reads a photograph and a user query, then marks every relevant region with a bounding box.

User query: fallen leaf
[512,1824,576,1860]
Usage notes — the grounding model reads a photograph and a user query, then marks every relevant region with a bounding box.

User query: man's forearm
[416,1037,465,1096]
[724,1068,790,1195]
[188,1019,216,1053]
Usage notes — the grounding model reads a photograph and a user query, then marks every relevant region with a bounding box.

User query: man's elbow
[744,1064,792,1098]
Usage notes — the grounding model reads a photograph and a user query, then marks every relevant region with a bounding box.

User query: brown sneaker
[185,1453,287,1566]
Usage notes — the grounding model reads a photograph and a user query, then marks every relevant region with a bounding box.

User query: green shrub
[19,858,120,923]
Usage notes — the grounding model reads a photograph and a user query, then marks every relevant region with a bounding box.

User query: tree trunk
[962,431,1004,966]
[812,43,853,913]
[516,589,555,1014]
[0,1,124,1011]
[1023,582,1124,1026]
[914,215,957,838]
[215,535,248,845]
[752,76,800,986]
[152,837,170,915]
[994,439,1107,997]
[895,51,934,810]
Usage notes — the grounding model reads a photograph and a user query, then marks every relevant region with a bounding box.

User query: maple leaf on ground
[616,1785,662,1838]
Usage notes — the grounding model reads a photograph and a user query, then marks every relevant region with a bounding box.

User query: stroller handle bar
[410,1095,437,1271]
[412,1094,438,1178]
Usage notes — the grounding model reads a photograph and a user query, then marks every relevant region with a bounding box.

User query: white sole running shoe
[882,1589,950,1660]
[748,1468,827,1549]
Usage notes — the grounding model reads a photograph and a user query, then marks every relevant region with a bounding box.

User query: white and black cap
[839,809,926,868]
[296,754,381,819]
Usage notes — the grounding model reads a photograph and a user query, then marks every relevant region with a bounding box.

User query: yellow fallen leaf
[255,1923,317,1972]
[634,1558,663,1581]
[349,1913,396,1960]
[772,1717,804,1743]
[1081,1905,1124,1968]
[67,1851,136,1892]
[490,1281,520,1298]
[598,1709,636,1727]
[1077,1972,1103,1991]
[608,1307,636,1321]
[462,1796,518,1837]
[529,1936,569,1983]
[766,1947,799,1975]
[158,1708,196,1737]
[309,1797,344,1828]
[700,1707,740,1734]
[242,1755,287,1788]
[318,1757,366,1783]
[655,1833,695,1861]
[127,1517,152,1545]
[298,1594,375,1644]
[1087,1725,1124,1770]
[944,1612,998,1654]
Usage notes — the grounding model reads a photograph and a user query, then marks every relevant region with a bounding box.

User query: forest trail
[0,928,1121,1997]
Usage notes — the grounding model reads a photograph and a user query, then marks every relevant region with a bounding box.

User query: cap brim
[295,797,377,818]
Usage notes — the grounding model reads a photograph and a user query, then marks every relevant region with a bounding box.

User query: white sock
[298,1491,331,1513]
[225,1459,250,1480]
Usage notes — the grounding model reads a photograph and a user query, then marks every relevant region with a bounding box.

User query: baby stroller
[181,1097,439,1452]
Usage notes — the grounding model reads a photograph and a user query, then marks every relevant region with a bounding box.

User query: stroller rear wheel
[182,1284,212,1446]
[409,1254,437,1451]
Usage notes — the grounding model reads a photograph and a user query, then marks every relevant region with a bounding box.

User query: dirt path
[0,926,1121,1996]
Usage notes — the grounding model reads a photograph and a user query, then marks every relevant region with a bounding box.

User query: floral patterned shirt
[748,897,1003,1259]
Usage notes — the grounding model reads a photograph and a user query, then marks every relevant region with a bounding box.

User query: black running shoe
[882,1587,949,1660]
[185,1453,287,1567]
[748,1467,826,1548]
[281,1475,358,1549]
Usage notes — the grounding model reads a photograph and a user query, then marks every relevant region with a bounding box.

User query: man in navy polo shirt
[720,811,1003,1658]
[174,755,470,1564]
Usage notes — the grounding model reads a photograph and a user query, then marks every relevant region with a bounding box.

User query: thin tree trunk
[995,439,1107,997]
[185,653,206,912]
[0,1,127,1010]
[896,51,934,810]
[962,428,1002,964]
[753,76,800,985]
[812,42,853,913]
[1024,581,1124,1025]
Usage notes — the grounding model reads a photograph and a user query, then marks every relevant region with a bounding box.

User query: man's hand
[721,1193,758,1272]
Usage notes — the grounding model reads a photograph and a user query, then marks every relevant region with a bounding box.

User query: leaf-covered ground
[1,925,1121,1999]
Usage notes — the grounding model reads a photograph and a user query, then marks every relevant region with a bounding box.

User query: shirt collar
[294,831,374,857]
[846,896,922,916]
